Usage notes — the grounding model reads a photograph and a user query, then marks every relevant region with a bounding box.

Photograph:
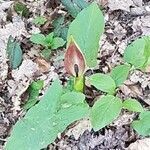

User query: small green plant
[32,16,47,25]
[30,32,65,59]
[5,2,150,150]
[23,80,44,110]
[6,36,23,69]
[13,2,29,17]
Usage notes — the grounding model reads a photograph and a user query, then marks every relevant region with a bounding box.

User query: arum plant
[64,1,104,92]
[64,37,86,92]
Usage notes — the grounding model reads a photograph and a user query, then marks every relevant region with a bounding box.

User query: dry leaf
[108,0,134,12]
[99,0,108,7]
[133,16,150,36]
[0,1,13,21]
[66,119,92,140]
[128,138,150,150]
[113,112,135,127]
[7,59,38,112]
[132,0,143,7]
[35,57,50,73]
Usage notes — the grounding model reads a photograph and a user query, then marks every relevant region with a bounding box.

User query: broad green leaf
[90,95,122,131]
[124,36,150,69]
[6,36,23,69]
[110,64,131,87]
[59,91,85,109]
[33,16,47,25]
[67,2,104,67]
[89,73,116,94]
[61,0,89,18]
[30,34,46,45]
[51,37,66,49]
[5,80,89,150]
[123,99,144,112]
[132,111,150,136]
[23,80,44,110]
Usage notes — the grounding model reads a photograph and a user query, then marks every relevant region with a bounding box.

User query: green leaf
[23,80,44,110]
[60,27,68,40]
[51,37,66,49]
[40,48,51,60]
[124,36,150,69]
[30,80,44,90]
[61,0,89,18]
[59,91,86,109]
[30,34,46,46]
[33,16,47,25]
[6,36,23,69]
[45,32,54,44]
[89,73,116,94]
[30,32,65,50]
[123,99,144,112]
[53,16,64,33]
[41,32,54,48]
[14,2,29,17]
[64,76,74,92]
[90,95,122,131]
[110,64,131,87]
[5,80,89,150]
[67,2,104,67]
[52,16,68,40]
[132,111,150,136]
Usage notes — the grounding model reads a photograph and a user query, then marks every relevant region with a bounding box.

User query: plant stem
[74,75,85,93]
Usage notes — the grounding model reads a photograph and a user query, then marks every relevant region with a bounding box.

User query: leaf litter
[0,0,150,149]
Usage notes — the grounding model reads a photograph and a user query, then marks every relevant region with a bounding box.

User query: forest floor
[0,0,150,150]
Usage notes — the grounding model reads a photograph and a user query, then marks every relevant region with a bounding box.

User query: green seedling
[32,16,47,25]
[23,80,44,110]
[6,36,23,69]
[13,2,29,17]
[30,32,65,59]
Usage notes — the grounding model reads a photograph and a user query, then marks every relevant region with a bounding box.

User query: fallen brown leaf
[35,57,50,73]
[66,119,92,140]
[128,138,150,150]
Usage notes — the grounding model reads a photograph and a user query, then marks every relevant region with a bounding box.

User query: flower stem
[74,75,85,93]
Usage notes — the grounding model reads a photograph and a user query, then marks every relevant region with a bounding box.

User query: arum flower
[64,38,85,77]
